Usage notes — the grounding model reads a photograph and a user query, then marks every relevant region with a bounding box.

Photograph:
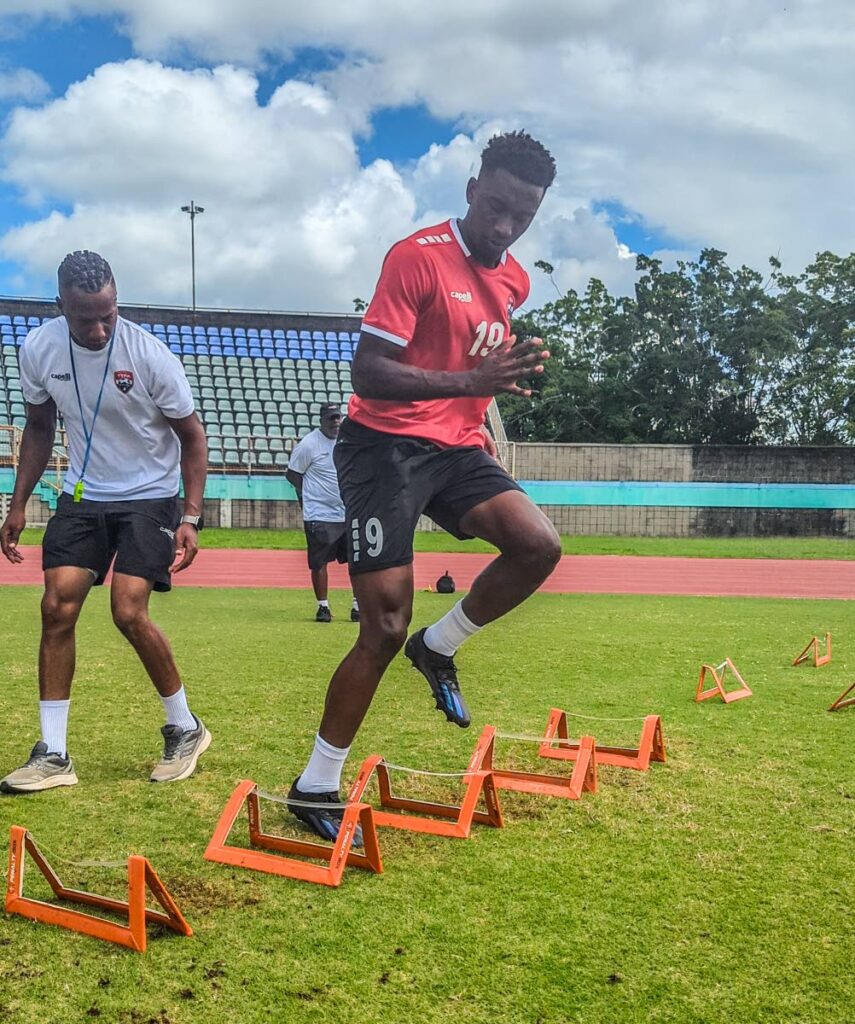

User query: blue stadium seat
[247,328,259,338]
[260,328,272,339]
[325,331,338,343]
[207,326,219,336]
[234,327,246,337]
[167,324,179,334]
[286,329,298,340]
[299,330,311,342]
[13,316,25,326]
[220,326,233,337]
[312,331,324,343]
[273,329,285,340]
[14,326,27,336]
[1,325,12,336]
[193,326,205,336]
[179,325,191,335]
[27,317,40,327]
[0,315,10,325]
[140,322,152,332]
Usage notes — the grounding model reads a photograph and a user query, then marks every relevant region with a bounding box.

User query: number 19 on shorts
[351,516,384,563]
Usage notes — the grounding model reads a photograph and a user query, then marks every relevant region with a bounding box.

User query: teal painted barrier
[1,469,852,509]
[519,480,855,509]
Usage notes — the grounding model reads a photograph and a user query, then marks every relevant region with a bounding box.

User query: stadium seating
[0,315,358,474]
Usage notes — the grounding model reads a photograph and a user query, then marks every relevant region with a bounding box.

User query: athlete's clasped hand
[468,336,549,397]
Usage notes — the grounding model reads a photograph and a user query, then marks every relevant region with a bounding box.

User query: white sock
[40,700,71,757]
[318,599,330,608]
[423,600,483,657]
[160,686,197,732]
[352,598,359,609]
[298,733,350,794]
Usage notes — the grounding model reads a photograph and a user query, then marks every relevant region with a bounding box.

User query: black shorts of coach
[304,520,348,571]
[333,418,522,575]
[42,493,181,593]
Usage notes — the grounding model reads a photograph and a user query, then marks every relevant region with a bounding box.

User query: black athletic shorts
[304,520,348,571]
[43,493,181,593]
[333,418,523,575]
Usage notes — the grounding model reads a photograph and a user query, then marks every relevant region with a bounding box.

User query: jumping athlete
[288,131,560,842]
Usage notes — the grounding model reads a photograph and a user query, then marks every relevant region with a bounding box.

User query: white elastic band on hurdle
[559,711,649,722]
[26,838,128,870]
[380,761,473,778]
[256,788,349,811]
[495,732,580,744]
[716,661,728,672]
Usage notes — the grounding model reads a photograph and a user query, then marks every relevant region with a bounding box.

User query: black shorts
[43,493,181,593]
[304,520,348,571]
[334,418,522,575]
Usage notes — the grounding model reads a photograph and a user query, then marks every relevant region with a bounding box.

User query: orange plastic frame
[359,730,503,838]
[538,708,665,771]
[5,826,191,952]
[204,763,382,887]
[793,633,832,668]
[478,725,598,800]
[828,681,855,712]
[695,659,752,704]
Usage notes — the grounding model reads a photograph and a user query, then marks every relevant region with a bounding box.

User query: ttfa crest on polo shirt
[114,370,134,393]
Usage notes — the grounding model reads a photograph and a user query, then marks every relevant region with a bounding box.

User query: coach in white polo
[286,403,359,623]
[0,250,211,794]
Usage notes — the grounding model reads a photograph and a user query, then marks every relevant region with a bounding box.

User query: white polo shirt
[288,427,345,522]
[19,316,194,501]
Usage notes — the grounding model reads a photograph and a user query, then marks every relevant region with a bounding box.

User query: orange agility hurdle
[695,659,752,704]
[360,729,503,839]
[204,762,382,888]
[828,681,855,712]
[538,708,665,771]
[792,633,832,668]
[5,826,191,952]
[478,725,598,800]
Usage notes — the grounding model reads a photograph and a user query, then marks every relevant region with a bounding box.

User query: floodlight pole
[180,201,205,312]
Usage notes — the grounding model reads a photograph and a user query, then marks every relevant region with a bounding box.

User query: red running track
[2,546,854,599]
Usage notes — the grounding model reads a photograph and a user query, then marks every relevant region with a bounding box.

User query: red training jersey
[349,218,530,448]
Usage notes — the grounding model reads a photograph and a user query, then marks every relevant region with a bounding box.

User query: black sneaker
[404,628,471,728]
[315,605,332,623]
[287,777,363,847]
[350,607,360,623]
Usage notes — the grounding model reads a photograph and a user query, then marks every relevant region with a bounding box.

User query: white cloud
[0,67,50,102]
[1,1,854,308]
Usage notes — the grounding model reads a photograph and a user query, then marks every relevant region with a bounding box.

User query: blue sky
[0,2,849,311]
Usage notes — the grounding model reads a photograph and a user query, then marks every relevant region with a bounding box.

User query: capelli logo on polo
[50,372,71,381]
[450,290,472,303]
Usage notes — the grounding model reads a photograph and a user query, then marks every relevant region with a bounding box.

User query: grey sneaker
[0,741,78,794]
[150,715,212,783]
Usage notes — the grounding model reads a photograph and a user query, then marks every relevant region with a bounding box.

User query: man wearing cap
[286,404,359,623]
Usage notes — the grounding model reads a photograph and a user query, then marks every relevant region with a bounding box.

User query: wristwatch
[180,514,204,531]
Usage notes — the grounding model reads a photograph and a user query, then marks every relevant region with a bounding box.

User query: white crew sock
[298,733,351,794]
[40,700,71,757]
[352,597,359,610]
[318,599,330,608]
[423,600,483,657]
[159,686,197,732]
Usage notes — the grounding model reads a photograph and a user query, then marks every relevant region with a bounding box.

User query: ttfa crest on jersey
[114,370,134,393]
[507,295,516,317]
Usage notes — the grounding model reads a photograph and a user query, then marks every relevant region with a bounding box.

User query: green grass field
[17,526,855,559]
[0,586,852,1023]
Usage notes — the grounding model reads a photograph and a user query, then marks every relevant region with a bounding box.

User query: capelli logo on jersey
[416,233,452,246]
[50,372,71,381]
[450,290,472,303]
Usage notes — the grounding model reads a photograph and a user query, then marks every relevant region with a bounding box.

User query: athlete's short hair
[57,251,115,295]
[480,131,557,189]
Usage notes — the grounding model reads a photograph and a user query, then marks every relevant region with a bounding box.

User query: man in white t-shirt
[285,404,358,623]
[0,250,211,794]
